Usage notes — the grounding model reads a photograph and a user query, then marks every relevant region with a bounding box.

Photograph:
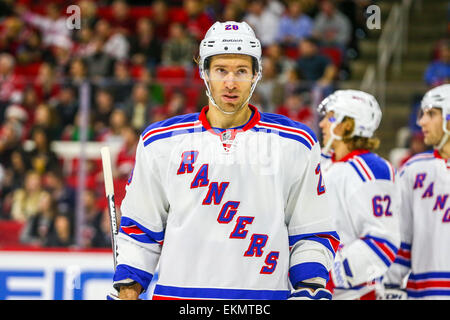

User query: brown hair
[341,117,380,151]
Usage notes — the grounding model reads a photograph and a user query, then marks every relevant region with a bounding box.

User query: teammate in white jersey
[108,21,339,300]
[382,84,450,299]
[317,90,400,300]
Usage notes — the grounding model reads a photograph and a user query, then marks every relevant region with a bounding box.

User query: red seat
[156,66,187,88]
[0,220,25,246]
[320,47,343,67]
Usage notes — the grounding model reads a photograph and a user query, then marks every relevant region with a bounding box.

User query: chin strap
[322,120,343,154]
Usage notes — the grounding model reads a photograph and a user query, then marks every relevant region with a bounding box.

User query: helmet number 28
[225,24,239,30]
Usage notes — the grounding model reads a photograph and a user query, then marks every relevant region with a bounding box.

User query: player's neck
[438,140,450,159]
[333,141,351,161]
[206,103,252,129]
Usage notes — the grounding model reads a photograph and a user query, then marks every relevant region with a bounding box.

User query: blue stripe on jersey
[153,284,290,300]
[143,126,206,147]
[400,242,411,250]
[289,262,329,287]
[119,216,165,244]
[408,272,450,280]
[407,289,450,298]
[394,257,411,268]
[113,264,154,291]
[141,113,200,137]
[253,127,313,150]
[259,112,318,143]
[357,152,393,181]
[348,161,366,182]
[289,231,340,258]
[362,236,397,267]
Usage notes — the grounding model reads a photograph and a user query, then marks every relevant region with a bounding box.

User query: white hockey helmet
[419,83,450,149]
[317,89,382,153]
[199,21,262,114]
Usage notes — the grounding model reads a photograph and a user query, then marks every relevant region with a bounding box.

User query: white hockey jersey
[321,150,400,300]
[383,150,450,299]
[113,105,339,300]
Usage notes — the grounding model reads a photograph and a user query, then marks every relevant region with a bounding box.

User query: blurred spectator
[151,0,171,41]
[398,131,428,167]
[27,126,59,175]
[68,57,88,87]
[244,0,285,47]
[123,82,154,131]
[98,109,129,144]
[161,22,197,68]
[77,0,99,30]
[33,62,61,106]
[80,189,106,248]
[295,37,337,90]
[32,103,60,141]
[312,0,351,51]
[0,16,25,56]
[275,89,314,127]
[43,168,76,221]
[0,53,24,119]
[276,0,313,48]
[10,170,45,222]
[16,28,46,66]
[256,57,284,113]
[94,18,129,61]
[62,111,95,142]
[220,2,245,22]
[0,120,24,168]
[115,126,138,181]
[45,213,74,247]
[20,191,56,246]
[181,0,214,41]
[84,36,116,83]
[20,3,73,50]
[0,148,29,217]
[54,85,78,133]
[264,43,296,82]
[93,88,115,137]
[109,60,134,106]
[129,18,163,71]
[424,39,450,87]
[109,0,136,36]
[152,90,188,122]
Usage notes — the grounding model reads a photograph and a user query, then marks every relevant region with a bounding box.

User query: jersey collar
[337,149,371,162]
[199,104,261,135]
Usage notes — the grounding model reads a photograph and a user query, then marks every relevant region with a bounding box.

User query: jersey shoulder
[345,151,396,183]
[257,112,318,151]
[140,113,201,147]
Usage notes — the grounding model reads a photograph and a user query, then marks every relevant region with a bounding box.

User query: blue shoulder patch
[358,152,392,181]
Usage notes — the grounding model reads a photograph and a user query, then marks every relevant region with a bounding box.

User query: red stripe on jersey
[397,248,411,259]
[121,225,145,236]
[354,157,373,181]
[407,280,450,290]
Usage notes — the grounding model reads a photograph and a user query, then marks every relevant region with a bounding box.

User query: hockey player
[108,21,339,300]
[317,90,400,299]
[382,84,450,299]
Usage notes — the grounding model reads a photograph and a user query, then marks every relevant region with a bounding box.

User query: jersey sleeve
[286,143,340,288]
[338,179,401,287]
[382,168,413,287]
[112,137,169,292]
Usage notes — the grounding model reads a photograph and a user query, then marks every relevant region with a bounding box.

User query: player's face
[206,54,255,113]
[319,111,346,147]
[418,107,445,146]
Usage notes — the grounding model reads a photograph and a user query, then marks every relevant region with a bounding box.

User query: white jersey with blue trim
[113,105,339,300]
[383,150,450,299]
[321,149,400,300]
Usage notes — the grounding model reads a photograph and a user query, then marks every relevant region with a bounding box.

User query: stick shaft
[101,146,118,270]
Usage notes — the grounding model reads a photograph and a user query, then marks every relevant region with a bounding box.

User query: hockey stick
[101,146,119,270]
